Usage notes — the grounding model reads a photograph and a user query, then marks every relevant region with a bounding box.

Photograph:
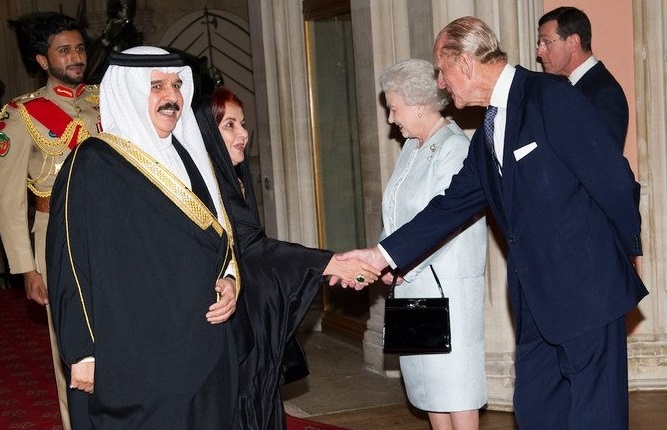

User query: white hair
[379,58,448,111]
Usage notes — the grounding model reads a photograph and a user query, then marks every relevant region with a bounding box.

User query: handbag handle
[387,265,445,299]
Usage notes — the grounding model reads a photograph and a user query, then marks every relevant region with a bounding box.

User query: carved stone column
[349,0,410,374]
[628,0,667,390]
[248,0,320,245]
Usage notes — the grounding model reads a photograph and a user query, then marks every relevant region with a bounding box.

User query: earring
[418,113,422,118]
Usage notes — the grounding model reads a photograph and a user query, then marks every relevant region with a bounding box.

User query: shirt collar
[568,55,598,85]
[48,80,86,99]
[489,64,516,110]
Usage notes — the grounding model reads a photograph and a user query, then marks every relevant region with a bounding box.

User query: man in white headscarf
[46,46,242,430]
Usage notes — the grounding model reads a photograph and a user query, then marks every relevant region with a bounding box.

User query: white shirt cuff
[377,244,397,269]
[223,259,237,280]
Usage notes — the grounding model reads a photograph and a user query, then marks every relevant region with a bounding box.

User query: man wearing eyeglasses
[537,6,628,150]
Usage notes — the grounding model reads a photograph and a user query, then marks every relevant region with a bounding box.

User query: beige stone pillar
[628,0,667,389]
[248,0,320,245]
[350,0,410,374]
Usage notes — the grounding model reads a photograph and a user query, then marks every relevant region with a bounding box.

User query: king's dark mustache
[158,102,181,112]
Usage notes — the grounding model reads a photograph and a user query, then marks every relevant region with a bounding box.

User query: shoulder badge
[0,132,10,157]
[0,91,44,157]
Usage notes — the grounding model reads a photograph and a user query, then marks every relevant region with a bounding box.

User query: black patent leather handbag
[383,265,451,355]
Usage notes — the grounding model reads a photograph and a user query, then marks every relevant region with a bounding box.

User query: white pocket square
[514,142,538,161]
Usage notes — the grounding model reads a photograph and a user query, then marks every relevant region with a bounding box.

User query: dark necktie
[484,105,501,173]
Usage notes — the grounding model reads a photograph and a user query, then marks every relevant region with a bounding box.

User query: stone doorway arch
[159,8,263,221]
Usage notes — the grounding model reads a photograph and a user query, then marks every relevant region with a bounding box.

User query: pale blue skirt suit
[381,121,488,412]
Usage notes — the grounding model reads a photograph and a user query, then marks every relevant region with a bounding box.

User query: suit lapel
[500,66,529,224]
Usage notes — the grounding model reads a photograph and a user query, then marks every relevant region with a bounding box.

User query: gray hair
[379,58,448,111]
[435,16,507,65]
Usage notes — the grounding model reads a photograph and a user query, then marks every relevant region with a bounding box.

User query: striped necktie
[484,106,501,173]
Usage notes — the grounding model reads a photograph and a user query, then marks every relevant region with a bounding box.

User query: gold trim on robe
[62,134,241,342]
[98,133,241,298]
[99,132,223,235]
[64,144,95,342]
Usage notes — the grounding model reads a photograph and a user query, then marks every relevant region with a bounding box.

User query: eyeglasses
[536,38,563,49]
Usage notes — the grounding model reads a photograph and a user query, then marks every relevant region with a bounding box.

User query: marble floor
[282,331,666,430]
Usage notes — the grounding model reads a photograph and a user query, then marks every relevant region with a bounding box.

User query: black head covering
[193,95,260,229]
[193,93,332,430]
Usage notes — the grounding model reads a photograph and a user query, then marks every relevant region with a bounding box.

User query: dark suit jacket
[381,66,647,345]
[575,61,629,149]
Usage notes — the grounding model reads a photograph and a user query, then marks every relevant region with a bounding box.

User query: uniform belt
[35,195,50,213]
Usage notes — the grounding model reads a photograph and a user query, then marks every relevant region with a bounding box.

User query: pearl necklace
[420,116,445,147]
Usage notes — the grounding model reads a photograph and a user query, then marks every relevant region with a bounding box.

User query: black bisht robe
[194,96,332,430]
[47,136,239,429]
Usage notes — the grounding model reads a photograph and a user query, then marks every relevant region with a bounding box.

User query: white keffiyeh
[100,46,223,222]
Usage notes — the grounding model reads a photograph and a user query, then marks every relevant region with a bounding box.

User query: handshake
[323,246,392,290]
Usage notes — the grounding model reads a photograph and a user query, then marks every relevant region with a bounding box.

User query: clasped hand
[206,277,237,324]
[68,278,238,395]
[326,246,388,289]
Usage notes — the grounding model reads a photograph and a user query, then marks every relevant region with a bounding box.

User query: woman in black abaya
[193,87,375,430]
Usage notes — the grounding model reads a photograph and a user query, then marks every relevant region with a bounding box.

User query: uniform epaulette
[8,89,47,107]
[0,92,42,122]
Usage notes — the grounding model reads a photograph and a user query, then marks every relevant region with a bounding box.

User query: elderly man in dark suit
[537,6,629,150]
[340,16,646,430]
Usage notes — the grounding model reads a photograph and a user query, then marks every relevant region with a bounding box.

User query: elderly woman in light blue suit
[379,58,488,430]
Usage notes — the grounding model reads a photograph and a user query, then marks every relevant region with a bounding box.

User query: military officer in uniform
[0,13,101,430]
